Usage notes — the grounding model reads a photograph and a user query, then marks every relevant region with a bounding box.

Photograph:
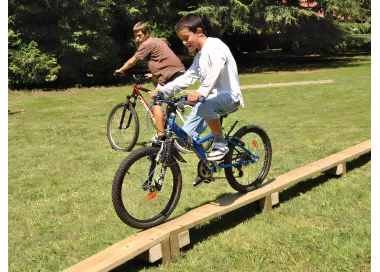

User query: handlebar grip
[113,71,123,78]
[178,95,206,103]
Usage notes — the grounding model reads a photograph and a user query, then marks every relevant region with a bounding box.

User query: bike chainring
[197,160,214,181]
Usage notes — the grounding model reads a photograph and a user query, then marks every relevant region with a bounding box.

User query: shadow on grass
[111,153,370,272]
[279,152,370,203]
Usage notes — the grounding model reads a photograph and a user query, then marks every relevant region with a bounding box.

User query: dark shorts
[158,70,185,87]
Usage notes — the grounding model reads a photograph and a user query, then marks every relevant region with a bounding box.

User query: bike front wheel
[112,146,182,229]
[107,103,139,152]
[224,125,272,193]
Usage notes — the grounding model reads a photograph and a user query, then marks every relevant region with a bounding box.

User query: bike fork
[119,104,134,129]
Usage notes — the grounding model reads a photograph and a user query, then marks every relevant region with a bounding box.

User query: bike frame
[132,85,155,122]
[163,100,260,172]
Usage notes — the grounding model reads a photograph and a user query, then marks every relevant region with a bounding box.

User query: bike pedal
[193,176,204,187]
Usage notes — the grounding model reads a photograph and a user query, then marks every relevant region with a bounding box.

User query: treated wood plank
[65,140,370,271]
[157,140,371,236]
[65,228,170,272]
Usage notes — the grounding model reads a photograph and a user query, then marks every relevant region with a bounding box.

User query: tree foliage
[8,0,371,89]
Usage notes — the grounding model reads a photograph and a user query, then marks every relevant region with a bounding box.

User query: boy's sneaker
[207,142,229,161]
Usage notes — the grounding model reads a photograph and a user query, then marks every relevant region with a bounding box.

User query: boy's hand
[114,69,124,76]
[150,89,161,98]
[144,73,153,79]
[188,91,200,103]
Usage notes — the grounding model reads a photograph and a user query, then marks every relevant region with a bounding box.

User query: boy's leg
[153,105,165,137]
[151,83,167,144]
[197,94,239,160]
[182,103,208,140]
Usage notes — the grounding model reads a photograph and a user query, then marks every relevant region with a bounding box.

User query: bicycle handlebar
[113,72,123,78]
[113,72,149,85]
[153,94,205,105]
[178,95,206,103]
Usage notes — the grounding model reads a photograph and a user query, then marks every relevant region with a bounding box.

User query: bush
[8,40,61,88]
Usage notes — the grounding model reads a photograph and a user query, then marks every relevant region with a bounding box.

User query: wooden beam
[137,230,190,263]
[65,140,370,272]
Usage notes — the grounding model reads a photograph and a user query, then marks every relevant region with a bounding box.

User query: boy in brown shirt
[115,22,185,140]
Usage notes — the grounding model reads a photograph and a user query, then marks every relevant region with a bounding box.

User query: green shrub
[8,40,61,88]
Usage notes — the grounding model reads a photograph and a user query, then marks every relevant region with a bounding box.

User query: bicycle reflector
[252,139,259,148]
[146,191,157,200]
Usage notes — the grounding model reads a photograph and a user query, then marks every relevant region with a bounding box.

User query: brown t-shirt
[134,37,185,84]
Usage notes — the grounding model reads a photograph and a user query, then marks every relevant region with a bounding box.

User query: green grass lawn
[8,54,370,271]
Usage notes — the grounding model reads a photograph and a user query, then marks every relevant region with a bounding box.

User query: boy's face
[134,31,149,45]
[176,28,200,54]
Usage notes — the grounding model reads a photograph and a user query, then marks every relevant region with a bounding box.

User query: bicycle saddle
[219,108,238,118]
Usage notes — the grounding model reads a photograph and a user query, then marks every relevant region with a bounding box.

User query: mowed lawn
[8,54,370,271]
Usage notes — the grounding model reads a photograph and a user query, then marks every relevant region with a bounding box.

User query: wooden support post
[335,163,347,175]
[169,234,180,259]
[136,243,162,263]
[161,238,172,264]
[260,192,279,213]
[324,163,347,176]
[137,230,190,263]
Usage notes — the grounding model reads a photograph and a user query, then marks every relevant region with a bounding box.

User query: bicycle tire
[107,103,139,152]
[224,125,272,192]
[112,146,182,229]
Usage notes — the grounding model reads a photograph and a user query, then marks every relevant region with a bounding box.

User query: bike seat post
[226,120,239,138]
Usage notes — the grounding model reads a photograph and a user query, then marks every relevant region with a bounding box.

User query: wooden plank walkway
[65,140,370,272]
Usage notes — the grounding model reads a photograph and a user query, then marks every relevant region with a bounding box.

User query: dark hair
[175,14,205,33]
[133,22,150,34]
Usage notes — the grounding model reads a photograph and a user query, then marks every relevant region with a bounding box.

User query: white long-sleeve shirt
[162,37,244,107]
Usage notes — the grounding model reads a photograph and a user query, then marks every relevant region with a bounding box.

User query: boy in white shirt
[151,14,244,164]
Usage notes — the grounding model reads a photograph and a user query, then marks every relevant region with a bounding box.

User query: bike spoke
[120,155,176,221]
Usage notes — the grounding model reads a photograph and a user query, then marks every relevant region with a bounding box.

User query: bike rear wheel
[224,125,272,192]
[107,103,139,152]
[112,146,182,229]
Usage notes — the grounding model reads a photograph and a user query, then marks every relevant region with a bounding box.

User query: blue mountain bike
[112,95,272,229]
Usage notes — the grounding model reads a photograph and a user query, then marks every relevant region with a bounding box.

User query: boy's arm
[196,53,226,98]
[160,61,200,98]
[115,56,139,75]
